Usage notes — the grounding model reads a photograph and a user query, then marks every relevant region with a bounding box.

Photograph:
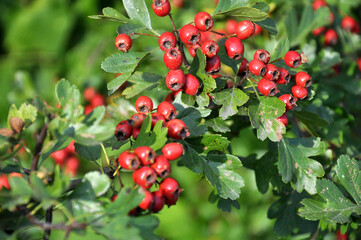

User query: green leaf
[75,143,102,162]
[293,110,329,136]
[213,1,267,21]
[55,79,83,120]
[271,39,290,61]
[208,191,240,212]
[101,52,151,94]
[46,166,70,198]
[251,1,269,13]
[204,117,231,133]
[176,107,207,137]
[0,176,33,210]
[89,7,130,23]
[117,23,147,35]
[215,7,267,21]
[210,88,249,120]
[173,91,211,118]
[122,72,162,99]
[72,171,110,198]
[189,50,216,94]
[185,134,230,154]
[123,0,153,30]
[217,38,241,74]
[8,103,37,129]
[106,188,143,215]
[213,0,248,14]
[248,96,285,142]
[255,17,278,35]
[278,137,327,194]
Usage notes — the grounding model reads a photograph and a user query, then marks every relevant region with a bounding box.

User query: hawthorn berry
[188,44,200,58]
[115,34,132,52]
[165,90,181,103]
[237,58,248,77]
[152,0,171,17]
[180,24,201,45]
[357,58,361,72]
[151,155,171,178]
[65,141,76,155]
[151,191,165,212]
[341,16,360,34]
[264,64,280,81]
[284,51,302,68]
[276,113,288,126]
[291,85,308,100]
[83,87,97,102]
[159,177,181,206]
[162,143,184,160]
[132,128,141,140]
[91,94,106,107]
[134,146,156,166]
[0,174,10,190]
[166,69,186,91]
[224,37,244,60]
[115,120,133,140]
[164,47,183,70]
[128,113,146,128]
[135,96,153,114]
[133,167,157,189]
[84,105,94,115]
[65,156,80,177]
[151,113,166,128]
[201,40,219,58]
[257,78,279,97]
[312,0,327,10]
[226,19,238,34]
[278,94,297,111]
[295,71,312,87]
[254,23,263,36]
[312,26,325,36]
[236,20,256,40]
[248,59,266,76]
[324,29,338,46]
[118,151,140,170]
[139,189,154,210]
[172,0,184,8]
[158,32,177,51]
[157,101,177,120]
[194,12,214,31]
[275,68,291,85]
[253,49,270,64]
[183,73,201,96]
[51,149,69,167]
[205,55,221,74]
[166,119,189,139]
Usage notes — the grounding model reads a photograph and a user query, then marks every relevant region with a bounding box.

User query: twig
[44,206,53,240]
[269,57,284,64]
[26,214,86,232]
[247,78,261,101]
[31,122,49,172]
[210,29,226,36]
[129,32,158,38]
[111,158,124,188]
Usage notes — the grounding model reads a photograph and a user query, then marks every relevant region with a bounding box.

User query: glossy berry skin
[254,23,263,36]
[166,69,185,91]
[115,120,133,140]
[194,12,214,31]
[128,113,146,128]
[51,149,69,167]
[275,68,291,85]
[118,151,140,170]
[254,49,270,64]
[201,40,219,58]
[133,167,157,189]
[188,44,200,58]
[151,191,165,213]
[312,0,327,10]
[248,59,266,76]
[134,146,156,166]
[151,113,166,129]
[295,72,312,87]
[162,143,184,160]
[279,94,297,111]
[158,32,177,51]
[237,58,248,77]
[291,85,308,100]
[159,177,181,206]
[139,189,154,210]
[0,175,10,190]
[180,24,201,45]
[276,113,288,126]
[257,78,279,97]
[205,55,221,74]
[164,47,183,70]
[184,74,201,95]
[166,119,189,139]
[284,51,302,68]
[341,16,360,34]
[225,37,244,60]
[236,20,256,40]
[264,64,280,81]
[135,96,153,114]
[324,29,338,46]
[165,90,181,103]
[151,155,171,178]
[65,156,80,177]
[226,19,238,34]
[152,0,171,17]
[157,101,177,120]
[132,128,141,140]
[115,34,132,52]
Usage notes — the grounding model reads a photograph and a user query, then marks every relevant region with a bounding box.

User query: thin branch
[129,32,158,38]
[26,214,86,232]
[31,122,49,172]
[44,206,53,240]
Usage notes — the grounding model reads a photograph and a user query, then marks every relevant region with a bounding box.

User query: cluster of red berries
[115,143,184,212]
[51,141,80,176]
[115,95,189,141]
[312,0,360,45]
[83,87,106,115]
[0,172,23,191]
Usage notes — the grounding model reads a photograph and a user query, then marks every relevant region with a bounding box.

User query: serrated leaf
[271,39,290,61]
[217,38,241,74]
[189,50,216,94]
[204,117,231,133]
[215,7,267,21]
[122,72,161,99]
[185,134,230,154]
[75,143,101,162]
[55,79,83,119]
[173,92,211,118]
[8,103,37,129]
[293,110,329,136]
[211,88,249,120]
[0,176,33,210]
[123,0,153,30]
[89,7,130,23]
[208,191,240,212]
[213,0,248,14]
[176,107,207,137]
[72,172,110,198]
[255,17,278,35]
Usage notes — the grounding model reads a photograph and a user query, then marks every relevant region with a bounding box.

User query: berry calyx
[115,120,133,140]
[194,12,214,31]
[152,0,171,17]
[151,155,171,178]
[236,20,256,40]
[133,167,157,189]
[166,69,186,91]
[162,143,184,160]
[248,59,266,76]
[284,51,302,68]
[166,119,190,139]
[253,49,270,64]
[134,146,156,166]
[275,68,291,85]
[158,32,177,51]
[151,191,165,212]
[157,101,177,120]
[276,113,289,126]
[278,94,297,111]
[295,71,312,87]
[291,85,308,100]
[201,40,219,58]
[118,151,140,170]
[264,64,280,81]
[139,189,154,210]
[257,78,279,97]
[135,96,154,114]
[225,37,244,60]
[183,73,201,96]
[159,177,181,206]
[164,47,183,70]
[115,34,132,52]
[128,113,146,128]
[180,24,201,45]
[205,55,221,74]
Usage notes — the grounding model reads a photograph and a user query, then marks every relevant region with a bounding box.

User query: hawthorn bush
[1,0,361,239]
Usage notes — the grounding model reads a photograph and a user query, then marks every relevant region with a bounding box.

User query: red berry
[157,101,177,120]
[279,94,297,111]
[237,58,248,77]
[248,59,266,76]
[236,20,255,40]
[284,51,302,68]
[172,0,184,8]
[162,143,184,160]
[132,167,157,189]
[51,149,69,167]
[65,156,80,177]
[257,78,279,97]
[356,58,361,72]
[253,49,270,64]
[128,113,146,129]
[213,29,227,41]
[312,0,327,10]
[188,44,200,58]
[115,34,132,52]
[224,37,244,60]
[84,87,97,101]
[164,47,183,70]
[166,69,186,91]
[194,12,214,31]
[115,120,133,140]
[165,90,181,103]
[312,26,325,36]
[336,230,348,240]
[151,191,165,212]
[151,155,171,178]
[200,31,212,42]
[324,29,338,46]
[291,85,308,100]
[152,0,171,17]
[65,140,76,155]
[139,189,154,210]
[295,72,312,87]
[276,113,288,126]
[180,24,201,45]
[132,127,141,140]
[264,64,280,81]
[135,96,153,114]
[341,16,360,34]
[254,23,263,36]
[151,113,166,129]
[159,177,181,206]
[205,55,221,74]
[158,32,177,51]
[201,40,219,58]
[184,73,201,96]
[0,174,10,190]
[118,151,140,170]
[91,94,105,107]
[166,119,189,139]
[275,68,291,85]
[226,19,238,34]
[134,146,156,166]
[84,105,94,115]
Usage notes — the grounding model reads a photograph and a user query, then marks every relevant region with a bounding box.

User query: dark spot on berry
[115,130,125,140]
[119,43,125,49]
[127,119,135,126]
[163,40,172,49]
[131,159,139,169]
[148,151,154,161]
[154,0,163,7]
[285,74,291,83]
[146,173,156,183]
[160,170,169,178]
[190,34,200,44]
[305,79,312,87]
[139,105,148,113]
[260,67,267,76]
[170,49,179,57]
[208,44,215,53]
[173,187,180,198]
[269,87,278,97]
[293,60,301,67]
[205,18,212,28]
[259,52,266,61]
[170,82,180,90]
[179,128,189,139]
[169,111,176,120]
[289,96,296,105]
[272,70,280,79]
[233,53,242,60]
